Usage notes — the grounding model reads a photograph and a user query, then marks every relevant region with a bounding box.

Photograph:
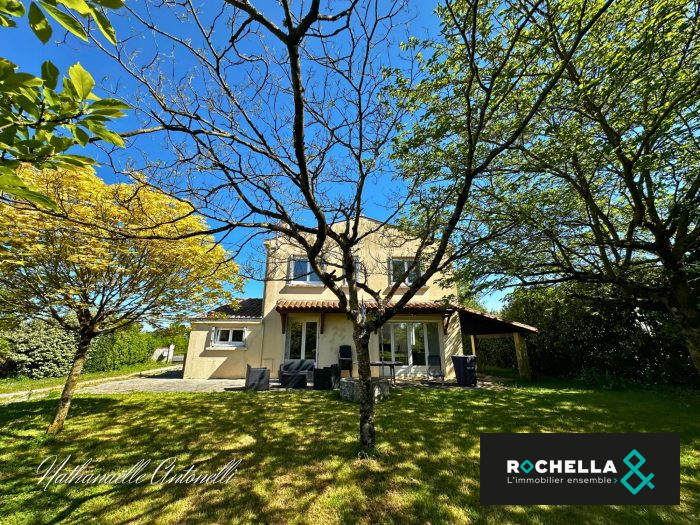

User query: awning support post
[513,332,532,380]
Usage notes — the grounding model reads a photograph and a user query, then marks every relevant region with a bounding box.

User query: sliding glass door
[379,322,440,375]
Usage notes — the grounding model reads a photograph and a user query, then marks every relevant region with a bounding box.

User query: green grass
[0,361,173,395]
[479,365,520,380]
[0,382,698,524]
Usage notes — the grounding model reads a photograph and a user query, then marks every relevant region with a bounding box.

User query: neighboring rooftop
[202,298,263,319]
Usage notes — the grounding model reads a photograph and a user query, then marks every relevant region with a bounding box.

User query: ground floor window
[380,322,440,368]
[285,319,318,360]
[213,327,246,347]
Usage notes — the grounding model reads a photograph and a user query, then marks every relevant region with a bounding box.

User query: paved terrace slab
[78,370,510,394]
[79,369,247,394]
[2,366,511,401]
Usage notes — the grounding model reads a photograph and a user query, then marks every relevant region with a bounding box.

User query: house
[184,217,537,381]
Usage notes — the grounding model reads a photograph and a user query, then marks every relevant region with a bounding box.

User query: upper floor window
[390,258,420,285]
[213,327,246,347]
[289,257,322,283]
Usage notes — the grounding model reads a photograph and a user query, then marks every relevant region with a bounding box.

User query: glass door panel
[286,320,303,359]
[393,323,409,365]
[426,323,440,357]
[411,323,427,367]
[380,325,392,361]
[304,321,318,361]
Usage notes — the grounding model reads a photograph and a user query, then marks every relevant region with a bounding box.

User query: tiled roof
[275,299,537,334]
[205,298,263,319]
[275,299,451,312]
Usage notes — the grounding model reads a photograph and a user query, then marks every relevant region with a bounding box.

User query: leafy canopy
[0,0,125,209]
[0,165,242,334]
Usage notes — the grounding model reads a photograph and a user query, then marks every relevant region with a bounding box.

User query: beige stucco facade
[184,218,466,380]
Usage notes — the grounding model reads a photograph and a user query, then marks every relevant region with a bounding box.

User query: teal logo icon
[621,449,655,495]
[520,460,534,473]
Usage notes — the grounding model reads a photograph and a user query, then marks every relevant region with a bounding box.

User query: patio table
[369,361,402,385]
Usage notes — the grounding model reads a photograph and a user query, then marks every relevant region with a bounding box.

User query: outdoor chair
[280,371,308,389]
[245,364,270,391]
[339,345,353,377]
[280,359,314,389]
[426,355,444,386]
[313,365,341,390]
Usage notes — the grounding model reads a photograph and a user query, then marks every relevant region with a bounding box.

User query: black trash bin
[452,355,477,387]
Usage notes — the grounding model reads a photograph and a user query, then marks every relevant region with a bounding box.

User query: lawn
[0,362,174,395]
[0,381,698,524]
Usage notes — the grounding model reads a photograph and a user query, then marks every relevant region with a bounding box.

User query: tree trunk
[671,305,700,377]
[353,328,375,451]
[47,332,93,434]
[667,276,700,376]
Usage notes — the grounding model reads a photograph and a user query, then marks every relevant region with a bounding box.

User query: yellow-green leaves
[91,7,115,44]
[4,0,123,46]
[57,0,92,17]
[39,1,87,40]
[0,165,243,332]
[0,57,128,207]
[0,0,25,17]
[67,62,94,99]
[82,120,124,147]
[0,167,57,210]
[0,1,125,210]
[40,60,59,89]
[28,2,51,43]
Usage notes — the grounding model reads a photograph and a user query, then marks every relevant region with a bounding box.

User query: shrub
[1,320,77,379]
[477,284,698,387]
[84,325,156,372]
[0,336,14,376]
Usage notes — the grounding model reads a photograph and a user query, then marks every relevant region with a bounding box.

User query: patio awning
[275,299,537,334]
[458,308,537,335]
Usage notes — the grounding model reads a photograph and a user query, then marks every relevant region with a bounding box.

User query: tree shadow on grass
[0,386,698,524]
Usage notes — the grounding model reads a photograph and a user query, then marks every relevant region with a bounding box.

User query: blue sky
[2,2,506,311]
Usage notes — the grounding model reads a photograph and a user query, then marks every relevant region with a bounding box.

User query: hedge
[83,325,156,373]
[476,285,697,387]
[0,321,158,379]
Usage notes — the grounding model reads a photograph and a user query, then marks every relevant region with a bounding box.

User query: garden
[1,374,698,524]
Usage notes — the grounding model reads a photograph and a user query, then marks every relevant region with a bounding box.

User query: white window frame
[212,326,247,347]
[284,317,320,361]
[390,257,420,285]
[288,257,323,283]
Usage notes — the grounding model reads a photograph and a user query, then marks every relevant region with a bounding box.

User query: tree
[452,0,700,376]
[0,0,126,207]
[0,165,242,433]
[91,0,611,450]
